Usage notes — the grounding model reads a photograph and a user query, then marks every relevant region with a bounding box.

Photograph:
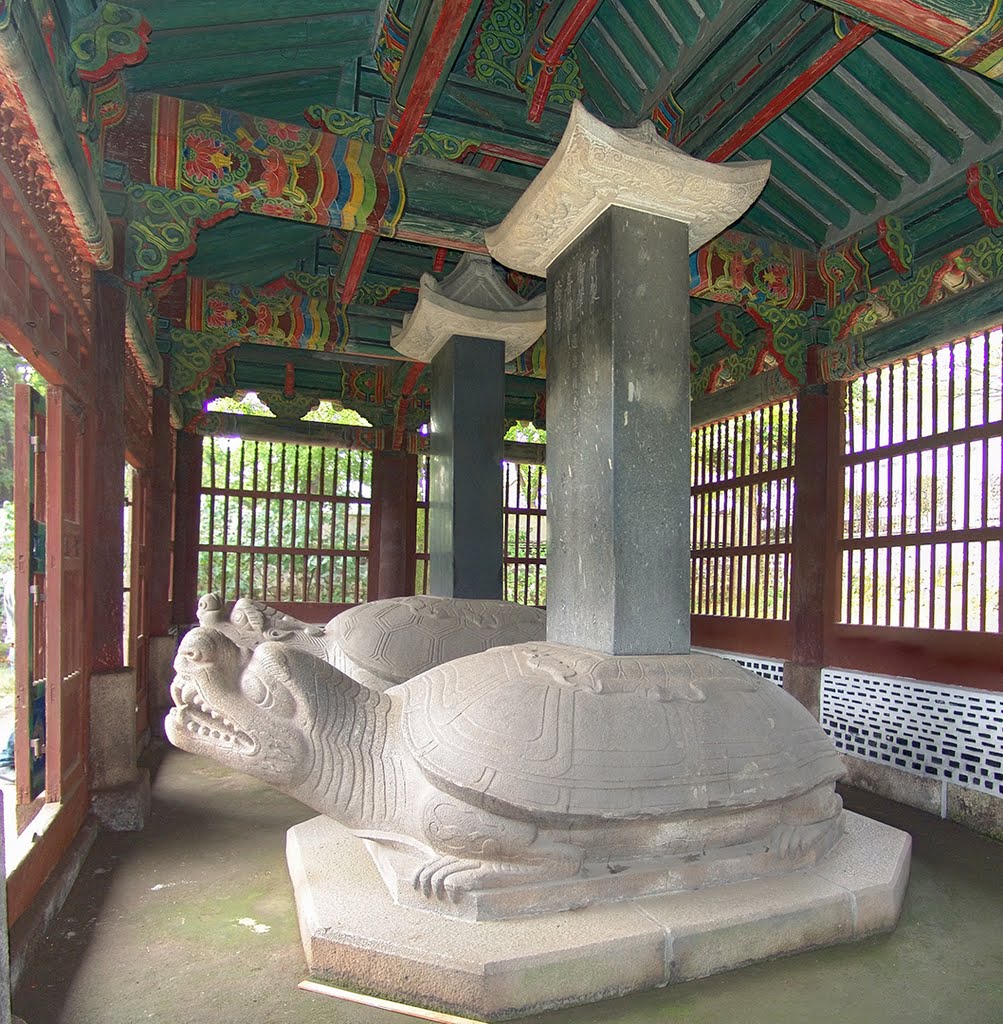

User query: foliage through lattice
[198,435,372,604]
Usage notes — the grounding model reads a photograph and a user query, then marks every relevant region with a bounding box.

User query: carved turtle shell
[400,642,845,822]
[329,596,546,690]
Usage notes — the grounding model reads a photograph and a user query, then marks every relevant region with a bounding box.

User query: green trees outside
[198,399,374,603]
[690,400,797,620]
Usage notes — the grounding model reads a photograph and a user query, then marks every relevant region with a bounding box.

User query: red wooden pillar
[89,274,126,671]
[785,351,842,718]
[368,449,418,601]
[147,374,175,636]
[172,430,203,626]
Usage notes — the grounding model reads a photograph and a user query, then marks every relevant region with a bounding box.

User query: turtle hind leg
[415,841,584,901]
[417,797,583,900]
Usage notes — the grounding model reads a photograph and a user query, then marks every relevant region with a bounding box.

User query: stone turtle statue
[195,592,546,691]
[168,628,845,915]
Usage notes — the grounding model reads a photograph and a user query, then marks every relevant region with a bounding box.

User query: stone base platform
[287,811,911,1022]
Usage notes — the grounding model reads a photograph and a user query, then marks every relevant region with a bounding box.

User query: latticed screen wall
[415,455,549,606]
[415,454,430,596]
[503,460,547,605]
[839,329,1002,631]
[199,437,372,604]
[690,400,797,619]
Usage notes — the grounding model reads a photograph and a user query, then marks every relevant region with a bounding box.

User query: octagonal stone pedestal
[288,811,910,1022]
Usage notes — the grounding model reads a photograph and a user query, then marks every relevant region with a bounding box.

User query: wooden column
[147,376,175,636]
[785,350,841,718]
[90,274,126,671]
[171,431,203,627]
[368,449,419,600]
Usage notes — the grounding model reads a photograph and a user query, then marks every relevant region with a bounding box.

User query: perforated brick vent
[821,669,1003,798]
[694,648,785,687]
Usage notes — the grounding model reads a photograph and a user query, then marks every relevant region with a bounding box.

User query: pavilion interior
[0,0,1001,1019]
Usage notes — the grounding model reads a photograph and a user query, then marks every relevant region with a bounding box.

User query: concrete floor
[11,747,1003,1024]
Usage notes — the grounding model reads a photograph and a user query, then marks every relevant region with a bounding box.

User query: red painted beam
[388,0,477,157]
[478,143,549,167]
[392,359,427,450]
[527,0,603,123]
[707,22,875,162]
[340,231,379,306]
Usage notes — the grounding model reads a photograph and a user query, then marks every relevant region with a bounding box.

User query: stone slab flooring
[12,747,1003,1024]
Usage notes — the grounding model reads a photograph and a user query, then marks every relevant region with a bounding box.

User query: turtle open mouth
[168,688,257,756]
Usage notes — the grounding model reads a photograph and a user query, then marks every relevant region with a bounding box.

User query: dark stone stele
[429,334,505,600]
[546,206,691,655]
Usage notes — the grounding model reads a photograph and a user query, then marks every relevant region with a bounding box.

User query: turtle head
[167,627,325,790]
[196,592,228,628]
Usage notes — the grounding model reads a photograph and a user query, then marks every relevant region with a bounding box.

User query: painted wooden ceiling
[86,0,1003,425]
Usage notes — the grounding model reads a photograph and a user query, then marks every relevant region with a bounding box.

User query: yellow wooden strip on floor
[298,979,490,1024]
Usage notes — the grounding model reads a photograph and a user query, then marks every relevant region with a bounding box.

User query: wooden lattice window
[503,460,547,606]
[415,454,430,595]
[199,437,371,604]
[690,400,797,619]
[838,329,1002,631]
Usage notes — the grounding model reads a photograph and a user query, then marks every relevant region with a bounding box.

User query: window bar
[355,452,364,602]
[290,445,300,602]
[221,441,232,600]
[317,446,327,603]
[962,340,973,630]
[339,450,349,602]
[235,436,245,598]
[740,416,752,618]
[263,441,274,603]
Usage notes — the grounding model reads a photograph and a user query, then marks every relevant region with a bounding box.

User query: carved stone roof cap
[391,253,546,363]
[485,102,771,277]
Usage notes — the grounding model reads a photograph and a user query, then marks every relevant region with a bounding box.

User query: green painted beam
[592,5,661,96]
[742,137,852,228]
[675,0,798,111]
[841,46,964,162]
[761,118,880,214]
[575,47,634,124]
[622,0,681,66]
[135,13,374,64]
[185,215,326,285]
[580,29,645,116]
[651,0,701,48]
[876,36,1002,144]
[785,100,902,201]
[125,39,369,90]
[691,0,724,19]
[424,74,570,145]
[403,158,529,227]
[128,0,370,31]
[813,72,931,183]
[685,9,836,156]
[755,187,829,245]
[737,205,815,249]
[861,275,1003,368]
[384,0,484,152]
[170,75,349,122]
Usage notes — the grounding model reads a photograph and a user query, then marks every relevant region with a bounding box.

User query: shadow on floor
[12,747,1003,1024]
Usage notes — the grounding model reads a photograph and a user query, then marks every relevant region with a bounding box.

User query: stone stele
[390,252,546,364]
[484,100,771,276]
[195,592,545,690]
[166,631,911,1018]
